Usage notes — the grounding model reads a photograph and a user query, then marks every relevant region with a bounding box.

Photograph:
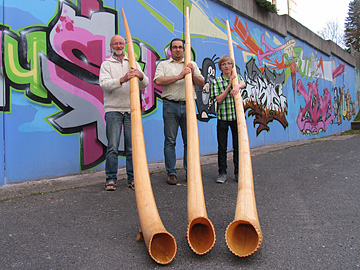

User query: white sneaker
[216,174,227,183]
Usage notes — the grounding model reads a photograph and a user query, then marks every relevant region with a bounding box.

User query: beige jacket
[99,55,149,113]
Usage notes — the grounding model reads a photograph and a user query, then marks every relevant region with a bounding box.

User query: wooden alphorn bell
[224,20,263,257]
[121,8,177,264]
[184,6,216,255]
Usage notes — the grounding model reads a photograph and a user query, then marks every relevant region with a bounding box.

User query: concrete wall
[0,0,357,185]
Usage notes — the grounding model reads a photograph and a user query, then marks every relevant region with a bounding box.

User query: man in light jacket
[99,35,149,191]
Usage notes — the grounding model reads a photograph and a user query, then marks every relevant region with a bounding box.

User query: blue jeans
[217,119,238,175]
[163,99,187,176]
[105,111,133,184]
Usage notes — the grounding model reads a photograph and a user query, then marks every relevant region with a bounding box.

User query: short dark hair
[170,38,185,49]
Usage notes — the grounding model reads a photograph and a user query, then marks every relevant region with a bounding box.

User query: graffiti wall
[0,0,356,185]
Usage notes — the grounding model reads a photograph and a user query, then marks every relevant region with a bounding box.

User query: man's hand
[187,63,194,73]
[179,68,191,79]
[230,80,246,97]
[186,63,204,88]
[120,68,144,84]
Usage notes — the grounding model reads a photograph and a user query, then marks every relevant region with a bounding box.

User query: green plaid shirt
[210,75,242,121]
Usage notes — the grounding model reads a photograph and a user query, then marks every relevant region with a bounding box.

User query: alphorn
[224,20,263,257]
[184,6,216,255]
[121,8,177,265]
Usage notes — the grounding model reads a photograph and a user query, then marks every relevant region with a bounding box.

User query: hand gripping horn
[184,6,216,255]
[224,20,263,257]
[121,8,177,264]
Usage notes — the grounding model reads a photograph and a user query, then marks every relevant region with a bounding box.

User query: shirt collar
[221,73,231,80]
[112,54,128,62]
[169,57,184,63]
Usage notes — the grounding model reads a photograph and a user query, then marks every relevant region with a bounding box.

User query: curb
[0,134,352,200]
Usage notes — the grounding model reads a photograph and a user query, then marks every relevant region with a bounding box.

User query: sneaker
[216,173,227,183]
[167,174,177,185]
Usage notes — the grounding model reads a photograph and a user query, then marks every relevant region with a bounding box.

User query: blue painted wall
[0,0,356,185]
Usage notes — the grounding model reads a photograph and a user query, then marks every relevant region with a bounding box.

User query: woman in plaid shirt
[210,55,246,183]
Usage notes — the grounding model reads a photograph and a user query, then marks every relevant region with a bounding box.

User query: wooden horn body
[224,20,263,257]
[121,8,177,264]
[184,7,216,255]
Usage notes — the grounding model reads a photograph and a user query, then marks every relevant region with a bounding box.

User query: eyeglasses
[171,46,184,50]
[111,42,125,46]
[221,62,232,67]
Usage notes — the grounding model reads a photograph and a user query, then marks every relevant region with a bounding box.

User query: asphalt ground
[0,134,359,269]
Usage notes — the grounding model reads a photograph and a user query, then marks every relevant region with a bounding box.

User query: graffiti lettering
[0,0,169,170]
[257,35,296,65]
[133,40,162,114]
[297,80,334,135]
[342,88,356,121]
[4,30,49,102]
[242,58,288,135]
[293,48,326,80]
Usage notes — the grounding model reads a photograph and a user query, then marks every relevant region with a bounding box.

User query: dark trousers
[217,119,239,175]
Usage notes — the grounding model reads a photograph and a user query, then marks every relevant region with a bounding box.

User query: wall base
[351,121,360,130]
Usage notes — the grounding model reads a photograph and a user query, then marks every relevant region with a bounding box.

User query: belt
[163,98,186,105]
